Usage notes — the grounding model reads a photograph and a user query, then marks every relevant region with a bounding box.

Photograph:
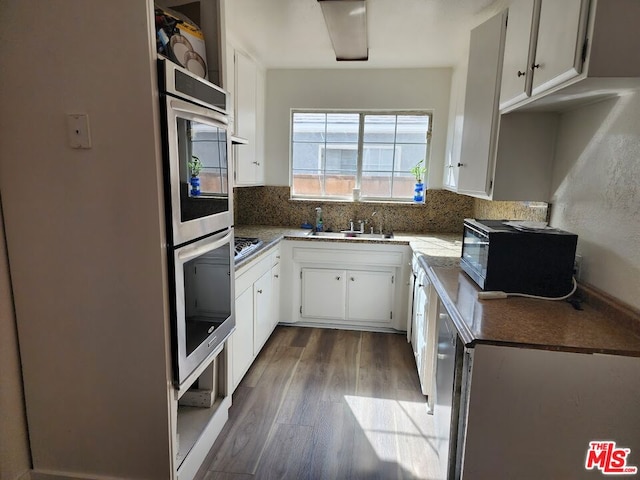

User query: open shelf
[176,397,225,466]
[175,342,231,480]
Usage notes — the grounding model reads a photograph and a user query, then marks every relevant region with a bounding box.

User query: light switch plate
[66,114,92,149]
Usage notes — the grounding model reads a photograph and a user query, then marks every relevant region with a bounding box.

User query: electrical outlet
[574,254,583,281]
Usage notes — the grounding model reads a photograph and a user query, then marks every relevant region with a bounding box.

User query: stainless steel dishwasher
[434,299,464,480]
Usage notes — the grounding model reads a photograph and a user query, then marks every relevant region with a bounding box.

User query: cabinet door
[499,0,539,110]
[234,50,258,185]
[531,0,589,96]
[232,286,254,389]
[411,276,427,364]
[225,42,235,132]
[254,67,266,184]
[457,11,507,197]
[347,270,394,324]
[301,268,346,319]
[253,269,273,355]
[271,262,281,331]
[443,62,467,191]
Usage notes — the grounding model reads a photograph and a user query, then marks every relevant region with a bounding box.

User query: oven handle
[176,230,233,263]
[169,98,228,125]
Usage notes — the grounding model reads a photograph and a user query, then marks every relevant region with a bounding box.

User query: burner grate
[234,237,263,260]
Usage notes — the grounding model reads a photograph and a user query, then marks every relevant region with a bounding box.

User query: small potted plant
[188,155,202,196]
[410,159,426,203]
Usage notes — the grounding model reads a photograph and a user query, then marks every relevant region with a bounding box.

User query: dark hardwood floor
[195,326,442,480]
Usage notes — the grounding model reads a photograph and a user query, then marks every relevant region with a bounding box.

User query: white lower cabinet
[301,268,394,323]
[271,261,281,330]
[409,258,438,410]
[346,270,394,323]
[232,286,254,389]
[302,268,346,319]
[457,345,640,479]
[253,268,273,355]
[281,240,411,331]
[231,246,280,390]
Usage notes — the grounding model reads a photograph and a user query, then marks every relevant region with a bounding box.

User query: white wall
[0,1,174,478]
[550,91,640,310]
[0,207,30,480]
[264,68,452,188]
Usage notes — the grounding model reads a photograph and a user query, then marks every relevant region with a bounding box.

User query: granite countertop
[235,225,640,356]
[428,266,640,357]
[234,225,463,269]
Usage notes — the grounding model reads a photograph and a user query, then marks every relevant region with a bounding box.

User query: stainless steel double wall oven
[158,58,235,387]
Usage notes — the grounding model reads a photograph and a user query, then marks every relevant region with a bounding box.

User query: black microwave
[460,219,578,297]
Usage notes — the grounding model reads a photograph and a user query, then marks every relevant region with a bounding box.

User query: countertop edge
[426,264,476,346]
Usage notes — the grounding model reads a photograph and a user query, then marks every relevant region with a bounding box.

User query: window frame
[289,109,433,202]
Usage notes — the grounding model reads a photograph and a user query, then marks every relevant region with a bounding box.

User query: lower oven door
[172,228,235,387]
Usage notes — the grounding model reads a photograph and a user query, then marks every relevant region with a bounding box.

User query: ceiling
[225,0,509,69]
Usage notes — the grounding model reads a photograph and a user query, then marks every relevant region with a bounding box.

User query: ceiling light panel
[318,0,368,61]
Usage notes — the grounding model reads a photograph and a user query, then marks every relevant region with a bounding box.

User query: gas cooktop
[234,237,263,261]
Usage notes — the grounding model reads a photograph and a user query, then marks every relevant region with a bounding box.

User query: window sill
[288,197,426,206]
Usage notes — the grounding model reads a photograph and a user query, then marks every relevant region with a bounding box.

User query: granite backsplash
[473,198,550,223]
[234,186,550,233]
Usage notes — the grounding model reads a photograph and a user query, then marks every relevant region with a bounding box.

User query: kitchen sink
[306,231,393,240]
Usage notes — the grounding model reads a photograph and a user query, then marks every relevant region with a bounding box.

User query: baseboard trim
[30,469,137,480]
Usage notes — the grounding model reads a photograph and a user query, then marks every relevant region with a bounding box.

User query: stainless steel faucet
[370,211,382,234]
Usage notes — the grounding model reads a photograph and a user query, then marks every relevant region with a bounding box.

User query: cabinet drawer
[271,247,281,267]
[293,247,403,267]
[235,254,271,296]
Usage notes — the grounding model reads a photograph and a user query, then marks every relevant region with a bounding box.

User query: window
[291,111,432,201]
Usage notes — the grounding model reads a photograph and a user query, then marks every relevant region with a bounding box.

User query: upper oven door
[164,96,233,247]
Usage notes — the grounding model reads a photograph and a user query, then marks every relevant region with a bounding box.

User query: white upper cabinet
[499,0,540,109]
[442,62,467,191]
[456,11,507,197]
[531,0,590,95]
[501,0,640,112]
[447,10,558,202]
[446,0,640,202]
[501,0,589,109]
[233,49,265,186]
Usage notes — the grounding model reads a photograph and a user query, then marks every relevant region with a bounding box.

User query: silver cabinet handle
[336,276,341,280]
[257,289,263,294]
[274,274,279,278]
[517,70,526,77]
